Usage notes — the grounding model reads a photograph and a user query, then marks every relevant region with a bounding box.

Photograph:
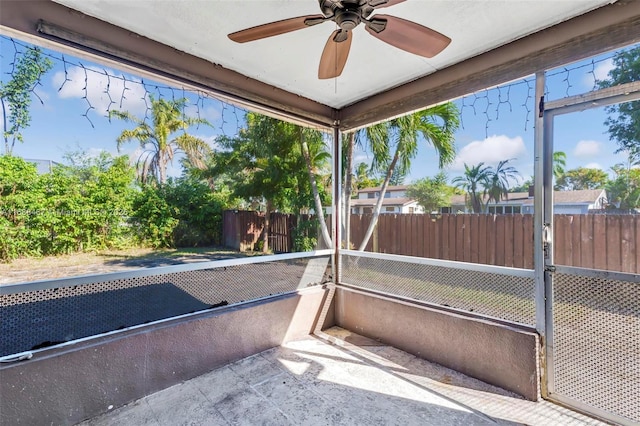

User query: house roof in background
[351,197,415,207]
[449,189,605,207]
[523,189,606,205]
[358,185,408,193]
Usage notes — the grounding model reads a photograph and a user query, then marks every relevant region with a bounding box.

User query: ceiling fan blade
[318,30,353,79]
[229,15,325,43]
[365,14,450,58]
[369,0,406,9]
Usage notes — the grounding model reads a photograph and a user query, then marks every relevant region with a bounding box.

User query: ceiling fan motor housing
[335,10,361,30]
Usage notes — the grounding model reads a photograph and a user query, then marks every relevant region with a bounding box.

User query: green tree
[406,172,457,212]
[598,46,640,155]
[159,176,230,247]
[510,177,533,193]
[506,152,563,192]
[553,151,567,180]
[340,133,355,249]
[453,163,491,213]
[130,185,179,248]
[0,153,137,260]
[110,96,211,184]
[65,152,136,250]
[35,153,136,254]
[343,158,382,249]
[354,162,382,189]
[485,159,520,204]
[211,113,331,252]
[298,126,332,248]
[0,155,44,261]
[606,163,640,210]
[389,166,406,186]
[356,103,459,250]
[1,47,53,155]
[555,167,608,191]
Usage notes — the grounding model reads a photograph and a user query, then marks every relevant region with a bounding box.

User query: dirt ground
[0,247,259,285]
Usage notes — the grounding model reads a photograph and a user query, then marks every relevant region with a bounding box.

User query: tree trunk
[300,134,333,249]
[343,133,354,249]
[2,98,9,155]
[357,147,400,251]
[263,199,272,253]
[472,192,480,213]
[159,153,167,185]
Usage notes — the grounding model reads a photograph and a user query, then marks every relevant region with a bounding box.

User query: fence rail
[350,213,535,268]
[223,211,639,273]
[222,210,300,253]
[350,213,638,273]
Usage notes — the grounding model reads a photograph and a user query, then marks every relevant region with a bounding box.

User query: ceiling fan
[228,0,451,79]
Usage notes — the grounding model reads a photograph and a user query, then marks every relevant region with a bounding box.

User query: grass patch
[0,246,260,285]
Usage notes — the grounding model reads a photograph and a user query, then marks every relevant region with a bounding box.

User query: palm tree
[109,96,211,184]
[341,132,355,249]
[298,127,333,249]
[356,103,459,251]
[553,151,567,180]
[453,163,491,213]
[485,159,520,204]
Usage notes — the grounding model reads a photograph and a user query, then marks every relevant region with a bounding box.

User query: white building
[444,188,608,214]
[350,185,424,214]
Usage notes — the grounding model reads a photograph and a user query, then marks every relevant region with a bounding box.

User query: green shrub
[130,186,178,248]
[160,177,226,247]
[292,217,318,252]
[0,154,137,261]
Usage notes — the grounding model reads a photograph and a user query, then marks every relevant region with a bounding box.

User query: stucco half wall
[333,286,540,401]
[0,286,334,426]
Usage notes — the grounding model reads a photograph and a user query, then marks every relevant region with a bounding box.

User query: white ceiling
[53,0,613,109]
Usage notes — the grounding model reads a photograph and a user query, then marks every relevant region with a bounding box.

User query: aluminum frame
[333,126,342,284]
[341,250,535,278]
[533,72,547,341]
[553,264,640,284]
[335,282,536,331]
[542,78,640,426]
[339,250,536,326]
[0,249,333,296]
[0,285,327,364]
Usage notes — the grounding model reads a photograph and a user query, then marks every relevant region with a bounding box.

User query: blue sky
[1,35,636,186]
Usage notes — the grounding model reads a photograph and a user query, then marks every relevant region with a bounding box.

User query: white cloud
[196,134,220,150]
[573,140,602,158]
[185,104,222,123]
[353,153,370,164]
[583,58,614,88]
[449,135,526,171]
[52,66,149,116]
[584,162,603,170]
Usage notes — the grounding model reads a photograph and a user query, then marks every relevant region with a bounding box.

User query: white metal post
[533,72,546,339]
[332,125,342,284]
[533,71,548,398]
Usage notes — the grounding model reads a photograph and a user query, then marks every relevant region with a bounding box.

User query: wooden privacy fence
[222,210,298,253]
[350,214,534,269]
[349,213,639,273]
[553,214,639,273]
[223,211,639,273]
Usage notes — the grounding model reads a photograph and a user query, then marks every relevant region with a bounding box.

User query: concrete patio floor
[78,327,606,426]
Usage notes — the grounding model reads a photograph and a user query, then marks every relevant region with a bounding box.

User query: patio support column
[533,71,547,397]
[533,71,546,334]
[332,125,342,284]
